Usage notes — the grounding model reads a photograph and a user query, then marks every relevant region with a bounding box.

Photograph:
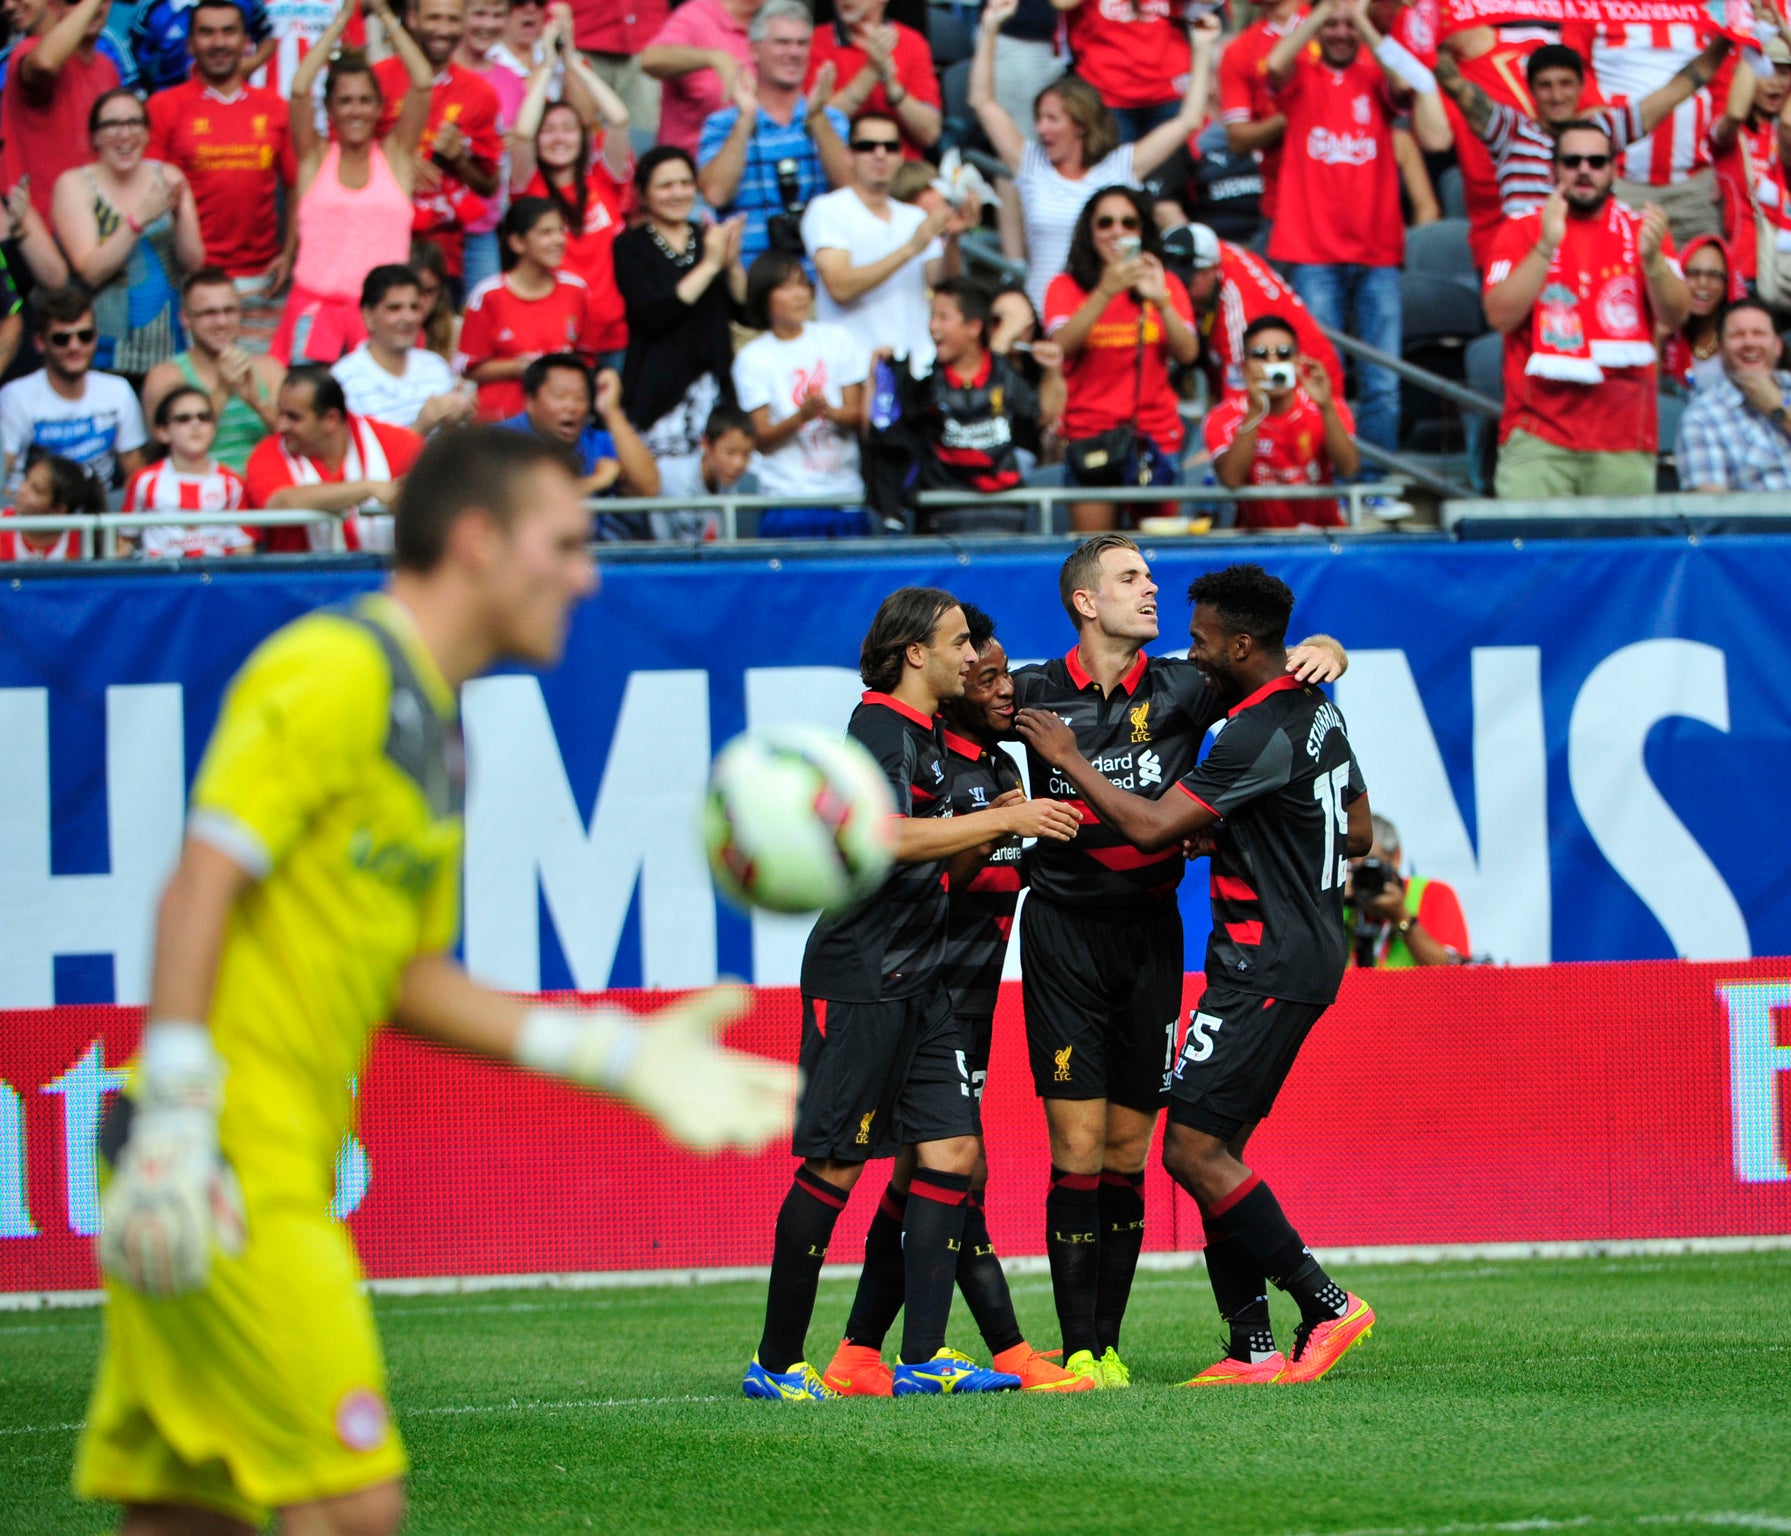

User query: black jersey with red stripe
[801,692,952,1003]
[1177,675,1366,1004]
[940,730,1024,1020]
[1013,648,1223,909]
[897,351,1043,496]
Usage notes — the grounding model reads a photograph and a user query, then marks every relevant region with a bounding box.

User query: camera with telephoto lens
[1350,856,1389,899]
[765,157,808,256]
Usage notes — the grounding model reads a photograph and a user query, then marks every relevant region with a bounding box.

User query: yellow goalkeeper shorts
[73,1192,407,1525]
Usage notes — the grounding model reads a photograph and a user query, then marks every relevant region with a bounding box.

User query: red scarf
[1528,198,1658,384]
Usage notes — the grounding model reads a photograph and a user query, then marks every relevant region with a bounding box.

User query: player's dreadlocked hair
[860,587,962,693]
[961,602,997,653]
[1058,532,1140,622]
[1188,563,1294,648]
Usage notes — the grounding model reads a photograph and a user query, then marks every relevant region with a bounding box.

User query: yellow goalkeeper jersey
[187,590,463,1202]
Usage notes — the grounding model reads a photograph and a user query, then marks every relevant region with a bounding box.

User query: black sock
[757,1167,850,1373]
[1203,1227,1275,1362]
[1045,1167,1101,1359]
[957,1192,1024,1357]
[899,1168,972,1363]
[1094,1169,1146,1355]
[842,1185,908,1350]
[1207,1173,1347,1327]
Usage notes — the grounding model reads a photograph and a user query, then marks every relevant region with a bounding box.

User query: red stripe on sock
[796,1171,849,1210]
[1206,1171,1261,1221]
[910,1176,969,1207]
[878,1189,906,1222]
[1050,1170,1101,1191]
[1100,1169,1145,1189]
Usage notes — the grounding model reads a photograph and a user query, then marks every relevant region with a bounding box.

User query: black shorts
[1167,982,1329,1140]
[792,985,978,1161]
[1019,895,1183,1114]
[957,1011,995,1122]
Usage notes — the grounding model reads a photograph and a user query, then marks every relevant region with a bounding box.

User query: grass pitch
[4,1251,1787,1535]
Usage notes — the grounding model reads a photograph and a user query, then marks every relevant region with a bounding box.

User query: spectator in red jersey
[458,195,606,418]
[0,0,119,222]
[1709,31,1791,288]
[52,88,209,379]
[1204,312,1359,530]
[373,0,505,292]
[1345,812,1470,968]
[456,0,528,295]
[805,0,941,159]
[972,0,1216,317]
[1560,10,1731,246]
[640,0,762,158]
[1051,0,1190,144]
[568,0,666,133]
[1177,219,1345,404]
[141,268,286,474]
[274,0,433,366]
[510,10,632,369]
[1483,121,1688,498]
[1220,0,1306,241]
[1660,235,1743,394]
[146,0,296,314]
[1044,184,1198,532]
[0,449,97,561]
[1266,0,1453,463]
[244,363,423,551]
[120,383,256,557]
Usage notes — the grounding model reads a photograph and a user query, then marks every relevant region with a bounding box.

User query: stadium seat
[1438,164,1467,219]
[926,4,976,67]
[1463,331,1504,492]
[1401,270,1486,350]
[1656,391,1688,491]
[1405,218,1478,291]
[939,58,991,154]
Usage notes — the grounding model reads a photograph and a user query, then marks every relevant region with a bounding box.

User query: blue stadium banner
[1,536,1786,1003]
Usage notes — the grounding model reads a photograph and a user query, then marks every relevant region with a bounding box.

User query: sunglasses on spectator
[850,138,902,152]
[167,410,215,425]
[1558,153,1610,170]
[1095,214,1142,231]
[48,327,97,345]
[96,116,148,133]
[1685,267,1727,281]
[1248,344,1297,360]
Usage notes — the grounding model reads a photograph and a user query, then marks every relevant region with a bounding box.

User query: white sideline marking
[5,1234,1789,1312]
[1287,1516,1791,1536]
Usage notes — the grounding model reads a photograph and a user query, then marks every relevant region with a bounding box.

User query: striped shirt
[695,103,850,267]
[122,458,254,558]
[1483,100,1644,220]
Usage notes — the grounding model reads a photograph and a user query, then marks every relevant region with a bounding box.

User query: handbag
[1064,309,1153,487]
[1739,134,1791,312]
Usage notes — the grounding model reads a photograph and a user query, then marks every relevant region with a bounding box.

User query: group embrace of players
[746,535,1378,1399]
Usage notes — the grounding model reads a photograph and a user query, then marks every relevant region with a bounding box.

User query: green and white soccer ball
[703,725,898,914]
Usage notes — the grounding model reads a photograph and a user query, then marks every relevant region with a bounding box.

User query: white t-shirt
[1016,140,1139,316]
[731,323,870,503]
[0,369,147,494]
[332,344,458,432]
[800,187,944,371]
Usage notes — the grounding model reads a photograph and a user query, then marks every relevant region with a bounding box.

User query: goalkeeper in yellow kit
[73,428,794,1536]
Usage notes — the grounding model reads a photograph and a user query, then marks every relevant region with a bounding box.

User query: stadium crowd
[5,0,1791,559]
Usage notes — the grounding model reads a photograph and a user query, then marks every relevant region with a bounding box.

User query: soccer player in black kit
[823,605,1095,1396]
[1009,534,1347,1388]
[746,588,1082,1401]
[1018,563,1376,1387]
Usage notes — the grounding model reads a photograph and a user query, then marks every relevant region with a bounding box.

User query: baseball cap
[1162,223,1221,271]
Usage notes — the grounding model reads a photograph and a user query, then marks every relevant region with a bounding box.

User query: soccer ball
[703,725,898,914]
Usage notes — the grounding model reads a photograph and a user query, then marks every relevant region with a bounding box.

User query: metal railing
[2,509,346,560]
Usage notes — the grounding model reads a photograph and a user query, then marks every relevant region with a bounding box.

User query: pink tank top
[293,142,414,300]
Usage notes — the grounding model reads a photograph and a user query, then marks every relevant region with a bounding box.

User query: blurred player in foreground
[1018,563,1375,1388]
[76,427,795,1535]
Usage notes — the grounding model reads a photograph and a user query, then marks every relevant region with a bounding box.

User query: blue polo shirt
[696,103,850,266]
[498,412,615,477]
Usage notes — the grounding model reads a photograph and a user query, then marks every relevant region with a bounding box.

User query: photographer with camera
[1345,813,1470,969]
[697,0,853,269]
[1203,313,1358,530]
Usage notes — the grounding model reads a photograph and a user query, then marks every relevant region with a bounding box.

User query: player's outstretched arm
[1015,709,1214,854]
[1347,787,1374,859]
[891,797,1081,864]
[391,955,797,1154]
[1287,633,1347,683]
[98,837,255,1298]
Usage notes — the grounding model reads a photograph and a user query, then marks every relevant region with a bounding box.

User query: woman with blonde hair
[970,0,1217,316]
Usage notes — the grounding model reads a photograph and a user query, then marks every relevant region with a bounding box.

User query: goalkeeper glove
[514,985,796,1153]
[97,1023,246,1298]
